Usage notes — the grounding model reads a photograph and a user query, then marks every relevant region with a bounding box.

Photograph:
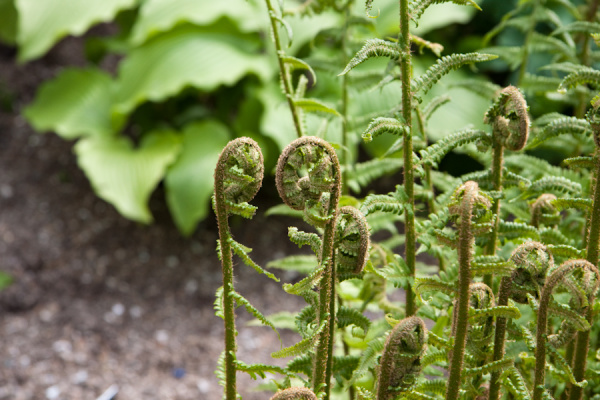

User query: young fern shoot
[276,136,341,399]
[214,138,265,400]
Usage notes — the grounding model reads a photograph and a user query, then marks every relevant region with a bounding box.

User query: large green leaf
[75,130,182,223]
[129,0,265,46]
[15,0,138,62]
[112,26,271,124]
[0,0,17,44]
[24,68,115,140]
[165,120,230,236]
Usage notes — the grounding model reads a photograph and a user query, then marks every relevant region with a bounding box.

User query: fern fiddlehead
[214,137,264,400]
[375,316,428,400]
[336,206,370,281]
[530,193,559,229]
[488,241,554,400]
[276,136,342,399]
[534,259,600,400]
[483,85,530,284]
[446,181,493,400]
[270,387,318,400]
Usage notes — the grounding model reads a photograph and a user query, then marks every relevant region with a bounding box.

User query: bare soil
[0,39,306,400]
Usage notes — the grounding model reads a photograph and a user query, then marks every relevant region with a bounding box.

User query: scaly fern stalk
[575,0,599,118]
[375,316,428,400]
[488,241,554,400]
[214,138,264,400]
[483,86,530,286]
[446,181,492,400]
[399,0,417,317]
[276,136,341,399]
[265,0,304,138]
[569,123,600,400]
[534,260,600,400]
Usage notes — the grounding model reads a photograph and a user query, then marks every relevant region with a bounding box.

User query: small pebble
[155,330,169,344]
[111,303,125,316]
[129,305,143,318]
[197,378,211,393]
[72,370,88,384]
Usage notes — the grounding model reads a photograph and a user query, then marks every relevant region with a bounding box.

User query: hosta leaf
[24,68,115,140]
[15,0,137,62]
[164,121,229,236]
[129,0,264,45]
[112,26,271,122]
[74,130,181,224]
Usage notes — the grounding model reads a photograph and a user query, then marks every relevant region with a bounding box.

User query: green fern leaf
[216,351,227,390]
[500,367,532,400]
[552,21,600,36]
[421,348,449,367]
[361,194,406,216]
[267,255,318,274]
[295,305,317,337]
[498,221,539,240]
[415,276,457,298]
[287,353,312,377]
[362,117,408,142]
[527,117,591,149]
[281,54,317,85]
[415,378,447,395]
[225,200,259,219]
[548,302,590,331]
[448,79,502,99]
[408,0,481,26]
[293,98,340,116]
[520,73,562,93]
[272,319,327,358]
[419,129,490,168]
[463,358,513,378]
[349,336,386,384]
[347,158,403,193]
[235,360,289,380]
[525,176,582,197]
[558,67,600,93]
[546,244,586,259]
[340,39,401,76]
[412,53,498,96]
[421,95,452,121]
[545,345,587,387]
[288,227,323,256]
[563,156,595,169]
[214,286,224,319]
[528,32,576,61]
[469,305,521,321]
[471,260,513,277]
[230,291,281,341]
[283,264,327,295]
[481,46,523,70]
[229,238,280,282]
[552,197,592,212]
[333,355,361,381]
[336,306,371,333]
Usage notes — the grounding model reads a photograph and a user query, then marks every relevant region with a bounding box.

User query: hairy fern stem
[399,0,417,317]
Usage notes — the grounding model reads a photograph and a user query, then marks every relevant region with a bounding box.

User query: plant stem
[487,275,512,400]
[568,155,600,400]
[399,0,416,316]
[484,143,503,287]
[575,0,599,118]
[445,182,477,400]
[265,0,304,138]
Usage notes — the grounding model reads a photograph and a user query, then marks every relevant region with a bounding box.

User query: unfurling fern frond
[272,319,327,358]
[336,305,371,333]
[339,39,401,76]
[419,129,491,168]
[552,197,592,212]
[484,85,530,151]
[336,206,371,279]
[235,360,288,380]
[214,286,224,319]
[230,239,280,282]
[362,117,408,142]
[375,317,428,400]
[283,264,327,295]
[411,53,498,97]
[288,227,323,256]
[524,176,582,198]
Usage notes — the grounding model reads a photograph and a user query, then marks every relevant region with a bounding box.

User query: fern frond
[547,302,590,331]
[545,345,587,387]
[471,260,513,277]
[419,129,490,168]
[498,221,539,240]
[361,194,406,216]
[546,244,586,259]
[411,53,498,96]
[347,158,403,193]
[272,319,327,358]
[552,197,592,212]
[340,39,401,76]
[234,360,289,380]
[337,306,371,333]
[539,228,571,245]
[448,79,502,99]
[287,353,312,377]
[558,67,600,92]
[267,255,318,274]
[288,227,322,256]
[415,276,457,298]
[500,367,532,400]
[482,46,523,70]
[281,53,317,85]
[362,117,408,142]
[421,95,452,122]
[469,305,521,321]
[415,378,447,395]
[230,291,281,341]
[563,156,596,169]
[283,264,327,295]
[526,176,582,197]
[216,351,227,389]
[295,305,317,337]
[527,117,591,149]
[214,286,224,319]
[428,331,452,349]
[552,21,600,36]
[503,170,532,189]
[225,200,259,219]
[463,358,513,378]
[528,32,576,61]
[421,348,449,367]
[333,355,361,381]
[293,98,340,116]
[349,336,386,384]
[408,0,481,26]
[229,239,280,282]
[520,73,562,93]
